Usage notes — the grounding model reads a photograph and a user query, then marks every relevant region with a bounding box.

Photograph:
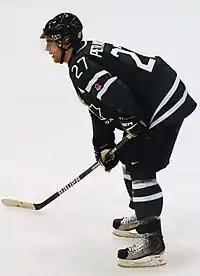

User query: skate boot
[112,214,141,238]
[117,232,166,267]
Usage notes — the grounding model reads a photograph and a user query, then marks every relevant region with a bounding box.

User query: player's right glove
[119,116,147,136]
[94,145,119,172]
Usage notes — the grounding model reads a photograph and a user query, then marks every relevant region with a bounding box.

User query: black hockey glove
[119,116,147,136]
[95,145,119,172]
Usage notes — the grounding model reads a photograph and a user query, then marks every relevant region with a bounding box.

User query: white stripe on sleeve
[85,70,109,92]
[97,77,117,100]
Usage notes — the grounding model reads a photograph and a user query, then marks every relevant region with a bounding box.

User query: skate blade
[117,253,166,268]
[112,229,141,238]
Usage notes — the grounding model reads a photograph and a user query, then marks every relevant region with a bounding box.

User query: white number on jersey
[111,47,156,72]
[71,56,88,79]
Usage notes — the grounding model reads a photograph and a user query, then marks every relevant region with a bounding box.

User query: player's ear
[63,43,72,50]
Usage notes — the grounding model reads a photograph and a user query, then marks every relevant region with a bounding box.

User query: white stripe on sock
[133,179,158,190]
[133,192,163,202]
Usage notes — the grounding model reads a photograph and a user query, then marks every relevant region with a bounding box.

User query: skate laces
[128,235,149,252]
[121,215,137,225]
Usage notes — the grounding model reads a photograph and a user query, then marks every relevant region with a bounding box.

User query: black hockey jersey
[68,40,197,149]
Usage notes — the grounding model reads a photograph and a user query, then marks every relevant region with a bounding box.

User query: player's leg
[112,164,141,238]
[117,120,183,267]
[117,168,165,267]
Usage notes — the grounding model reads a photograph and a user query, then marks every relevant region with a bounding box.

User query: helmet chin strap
[59,45,72,64]
[60,48,66,64]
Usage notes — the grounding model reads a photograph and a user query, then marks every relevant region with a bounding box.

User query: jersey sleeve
[69,54,141,119]
[89,111,115,151]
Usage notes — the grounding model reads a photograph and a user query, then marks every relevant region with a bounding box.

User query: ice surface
[0,1,199,275]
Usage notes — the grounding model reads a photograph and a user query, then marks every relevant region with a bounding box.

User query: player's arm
[89,110,119,171]
[70,54,147,136]
[89,110,115,149]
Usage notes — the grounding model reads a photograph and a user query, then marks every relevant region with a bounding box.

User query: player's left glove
[94,145,119,172]
[119,116,147,136]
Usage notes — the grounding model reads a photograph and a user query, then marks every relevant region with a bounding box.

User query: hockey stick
[2,132,134,211]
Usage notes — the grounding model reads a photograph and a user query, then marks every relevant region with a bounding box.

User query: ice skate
[112,214,141,238]
[117,232,166,267]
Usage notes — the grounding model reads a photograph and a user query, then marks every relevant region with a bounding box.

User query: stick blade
[2,198,36,210]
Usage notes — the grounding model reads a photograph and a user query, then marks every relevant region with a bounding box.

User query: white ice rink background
[0,1,199,275]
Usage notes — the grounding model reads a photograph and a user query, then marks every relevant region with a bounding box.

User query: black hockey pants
[119,120,184,234]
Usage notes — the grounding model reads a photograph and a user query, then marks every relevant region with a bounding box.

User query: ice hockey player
[40,12,197,267]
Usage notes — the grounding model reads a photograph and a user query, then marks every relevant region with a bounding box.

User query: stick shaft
[2,133,134,210]
[34,133,134,209]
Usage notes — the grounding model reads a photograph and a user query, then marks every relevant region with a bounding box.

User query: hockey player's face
[45,39,62,63]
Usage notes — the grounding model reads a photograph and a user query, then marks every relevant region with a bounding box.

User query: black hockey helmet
[40,12,83,49]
